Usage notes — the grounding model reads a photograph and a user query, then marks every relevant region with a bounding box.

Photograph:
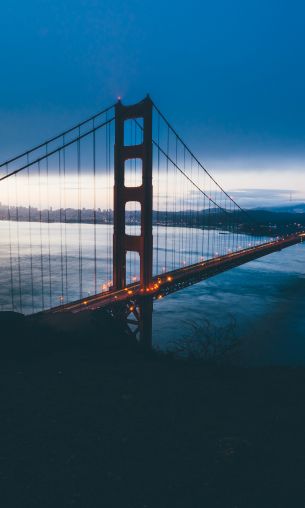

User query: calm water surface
[1,221,304,366]
[153,243,305,366]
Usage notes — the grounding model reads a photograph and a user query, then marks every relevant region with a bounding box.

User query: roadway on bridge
[45,232,305,315]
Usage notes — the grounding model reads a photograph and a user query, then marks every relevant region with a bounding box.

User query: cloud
[230,188,302,208]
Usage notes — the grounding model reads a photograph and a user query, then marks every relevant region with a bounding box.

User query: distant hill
[252,203,305,214]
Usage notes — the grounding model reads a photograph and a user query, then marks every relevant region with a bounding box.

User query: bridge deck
[44,233,304,315]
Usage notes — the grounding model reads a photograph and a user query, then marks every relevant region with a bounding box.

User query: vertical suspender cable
[6,164,14,310]
[93,125,97,295]
[59,150,64,302]
[77,129,82,299]
[63,138,68,302]
[46,146,52,307]
[38,161,45,310]
[14,174,22,312]
[27,156,35,312]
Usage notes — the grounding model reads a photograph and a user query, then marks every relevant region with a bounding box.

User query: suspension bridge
[0,96,303,346]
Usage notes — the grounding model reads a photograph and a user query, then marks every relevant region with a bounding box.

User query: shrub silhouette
[171,316,239,362]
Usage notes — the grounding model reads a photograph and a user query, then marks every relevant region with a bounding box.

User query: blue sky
[0,0,304,206]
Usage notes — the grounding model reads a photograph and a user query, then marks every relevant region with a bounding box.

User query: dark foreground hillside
[1,312,305,508]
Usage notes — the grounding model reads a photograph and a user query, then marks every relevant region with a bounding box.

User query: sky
[0,0,304,207]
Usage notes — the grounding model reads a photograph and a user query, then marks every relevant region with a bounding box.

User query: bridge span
[42,232,304,343]
[1,96,304,346]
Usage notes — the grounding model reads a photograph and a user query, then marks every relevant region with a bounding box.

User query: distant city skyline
[0,169,304,210]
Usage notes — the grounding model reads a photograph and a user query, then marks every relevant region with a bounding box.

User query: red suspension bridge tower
[113,96,153,347]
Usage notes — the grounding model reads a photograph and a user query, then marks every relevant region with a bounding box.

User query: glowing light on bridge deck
[157,295,163,299]
[167,276,173,282]
[127,290,133,295]
[129,305,135,312]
